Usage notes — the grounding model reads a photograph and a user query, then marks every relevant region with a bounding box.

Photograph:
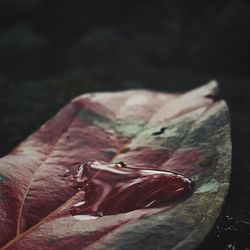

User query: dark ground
[0,0,250,249]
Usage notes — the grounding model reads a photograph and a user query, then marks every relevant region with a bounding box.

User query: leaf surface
[0,82,231,250]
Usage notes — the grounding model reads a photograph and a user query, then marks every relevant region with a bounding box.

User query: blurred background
[0,0,249,249]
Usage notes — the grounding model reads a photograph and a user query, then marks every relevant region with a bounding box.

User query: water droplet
[72,201,86,208]
[116,161,127,168]
[97,211,104,217]
[66,161,193,218]
[73,215,99,221]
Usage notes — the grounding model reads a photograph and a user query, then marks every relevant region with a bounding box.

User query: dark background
[0,0,249,249]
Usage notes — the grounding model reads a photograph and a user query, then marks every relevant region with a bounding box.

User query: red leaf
[0,82,231,250]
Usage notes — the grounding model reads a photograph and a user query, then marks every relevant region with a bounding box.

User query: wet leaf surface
[0,82,231,250]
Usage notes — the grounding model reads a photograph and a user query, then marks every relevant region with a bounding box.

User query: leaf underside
[0,81,231,250]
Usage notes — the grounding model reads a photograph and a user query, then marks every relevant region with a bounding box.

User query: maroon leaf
[0,81,231,250]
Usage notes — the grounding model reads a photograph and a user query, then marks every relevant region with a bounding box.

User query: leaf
[0,81,231,250]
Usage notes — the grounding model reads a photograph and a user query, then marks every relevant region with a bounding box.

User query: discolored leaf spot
[0,174,7,183]
[151,127,167,136]
[119,147,130,154]
[101,148,117,158]
[48,237,57,245]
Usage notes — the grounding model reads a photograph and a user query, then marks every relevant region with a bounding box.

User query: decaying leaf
[0,81,231,250]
